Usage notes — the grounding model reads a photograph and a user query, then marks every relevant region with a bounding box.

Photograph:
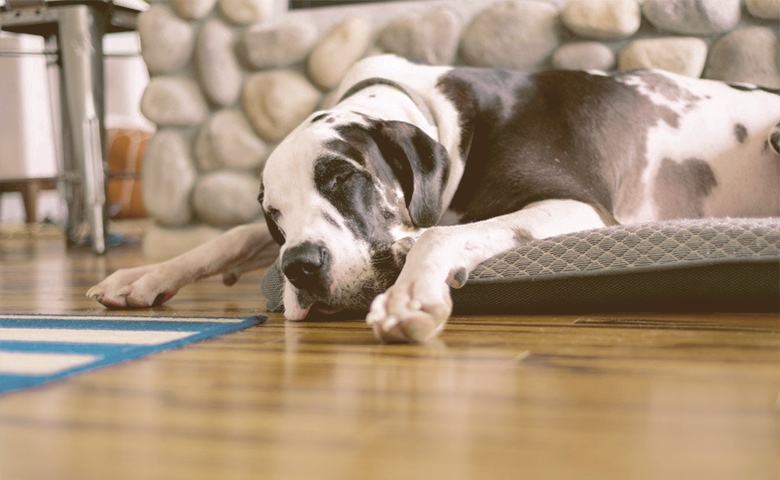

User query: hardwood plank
[0,234,778,480]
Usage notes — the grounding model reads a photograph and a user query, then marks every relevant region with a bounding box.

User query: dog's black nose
[281,241,330,291]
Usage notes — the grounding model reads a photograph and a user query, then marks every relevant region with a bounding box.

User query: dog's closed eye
[325,169,355,190]
[316,157,361,193]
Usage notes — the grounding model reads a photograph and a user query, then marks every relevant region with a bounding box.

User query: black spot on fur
[323,211,340,229]
[654,158,718,219]
[513,228,533,243]
[311,113,329,123]
[436,68,684,223]
[770,131,780,155]
[591,203,621,226]
[624,70,702,112]
[449,267,468,288]
[727,83,780,95]
[325,137,369,166]
[313,154,395,244]
[258,181,286,245]
[734,123,748,143]
[331,120,450,228]
[727,83,753,92]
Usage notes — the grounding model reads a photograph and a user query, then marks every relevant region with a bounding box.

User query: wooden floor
[1,230,779,480]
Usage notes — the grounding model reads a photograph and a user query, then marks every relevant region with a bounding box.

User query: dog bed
[261,217,780,315]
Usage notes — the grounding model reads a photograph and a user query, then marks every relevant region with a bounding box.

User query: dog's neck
[339,77,438,128]
[334,59,470,215]
[336,80,440,143]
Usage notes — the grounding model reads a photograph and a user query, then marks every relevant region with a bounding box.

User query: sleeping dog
[89,55,780,343]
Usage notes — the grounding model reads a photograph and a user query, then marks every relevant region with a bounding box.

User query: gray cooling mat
[261,218,780,315]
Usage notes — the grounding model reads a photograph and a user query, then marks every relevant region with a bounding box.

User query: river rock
[137,4,194,75]
[642,0,741,35]
[308,16,372,90]
[376,9,461,65]
[141,76,209,127]
[195,109,268,172]
[551,42,615,71]
[242,70,321,142]
[618,37,708,77]
[460,0,560,70]
[746,0,780,19]
[192,170,263,227]
[173,0,216,20]
[219,0,274,25]
[318,89,342,111]
[196,19,242,107]
[704,27,780,88]
[561,0,641,40]
[142,130,197,227]
[239,19,318,69]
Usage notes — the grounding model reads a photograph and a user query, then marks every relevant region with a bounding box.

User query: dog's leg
[367,199,610,343]
[87,223,279,308]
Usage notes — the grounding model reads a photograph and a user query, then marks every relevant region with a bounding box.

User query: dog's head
[259,110,450,319]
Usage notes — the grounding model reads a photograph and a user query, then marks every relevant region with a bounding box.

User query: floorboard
[0,231,778,480]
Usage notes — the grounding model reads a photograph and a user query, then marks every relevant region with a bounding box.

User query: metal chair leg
[56,4,108,253]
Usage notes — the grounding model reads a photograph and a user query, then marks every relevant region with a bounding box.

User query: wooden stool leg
[20,181,41,224]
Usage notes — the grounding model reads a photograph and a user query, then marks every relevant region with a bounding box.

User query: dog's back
[606,71,780,222]
[406,64,780,225]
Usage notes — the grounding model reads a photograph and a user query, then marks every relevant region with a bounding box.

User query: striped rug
[0,313,265,395]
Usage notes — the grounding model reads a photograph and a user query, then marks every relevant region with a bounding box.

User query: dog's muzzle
[277,231,419,316]
[281,241,331,295]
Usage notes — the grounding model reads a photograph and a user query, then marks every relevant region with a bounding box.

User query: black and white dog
[89,55,780,343]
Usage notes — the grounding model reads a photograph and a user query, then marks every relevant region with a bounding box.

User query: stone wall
[137,0,779,260]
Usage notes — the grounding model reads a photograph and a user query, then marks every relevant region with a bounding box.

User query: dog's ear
[257,184,285,245]
[367,120,450,227]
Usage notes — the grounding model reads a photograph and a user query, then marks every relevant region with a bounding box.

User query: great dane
[89,55,780,343]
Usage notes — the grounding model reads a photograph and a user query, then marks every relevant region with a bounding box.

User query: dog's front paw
[366,279,452,344]
[87,266,177,309]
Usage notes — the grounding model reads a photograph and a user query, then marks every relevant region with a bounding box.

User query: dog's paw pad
[87,267,177,309]
[367,286,451,343]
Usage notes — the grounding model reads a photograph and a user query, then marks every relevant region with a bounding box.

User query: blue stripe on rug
[0,314,266,395]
